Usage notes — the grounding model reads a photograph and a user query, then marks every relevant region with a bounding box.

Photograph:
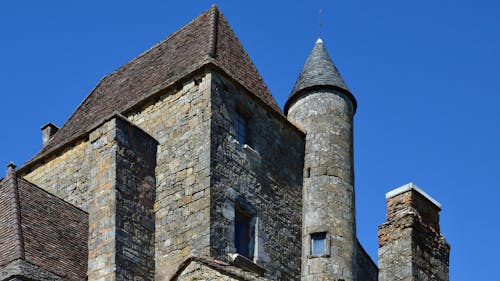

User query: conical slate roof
[23,5,280,169]
[284,38,355,114]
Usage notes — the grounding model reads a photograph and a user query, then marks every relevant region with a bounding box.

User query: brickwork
[209,72,305,280]
[378,185,450,281]
[287,90,356,281]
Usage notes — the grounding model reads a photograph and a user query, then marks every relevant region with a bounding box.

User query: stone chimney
[41,123,58,146]
[378,183,450,281]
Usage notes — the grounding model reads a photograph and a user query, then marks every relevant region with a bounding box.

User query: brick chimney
[378,183,450,281]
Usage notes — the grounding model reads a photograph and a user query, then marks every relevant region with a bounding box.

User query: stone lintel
[386,182,441,210]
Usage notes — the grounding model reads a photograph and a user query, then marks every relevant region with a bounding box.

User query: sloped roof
[24,5,280,168]
[0,164,88,280]
[170,256,270,281]
[284,38,355,114]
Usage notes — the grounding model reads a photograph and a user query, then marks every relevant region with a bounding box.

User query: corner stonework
[87,114,158,281]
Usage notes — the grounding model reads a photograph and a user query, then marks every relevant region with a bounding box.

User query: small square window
[311,232,327,256]
[234,112,249,145]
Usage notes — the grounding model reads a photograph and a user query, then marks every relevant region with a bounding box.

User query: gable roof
[0,164,88,280]
[170,256,270,281]
[23,5,280,169]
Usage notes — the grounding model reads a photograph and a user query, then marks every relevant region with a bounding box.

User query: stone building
[0,5,449,281]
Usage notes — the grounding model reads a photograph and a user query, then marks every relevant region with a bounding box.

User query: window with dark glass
[235,207,253,259]
[234,112,248,145]
[311,232,327,255]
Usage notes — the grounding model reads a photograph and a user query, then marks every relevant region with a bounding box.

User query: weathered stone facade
[210,72,305,279]
[288,90,357,281]
[1,5,450,281]
[378,184,450,281]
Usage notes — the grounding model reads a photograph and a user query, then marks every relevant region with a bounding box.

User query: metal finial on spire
[318,9,323,39]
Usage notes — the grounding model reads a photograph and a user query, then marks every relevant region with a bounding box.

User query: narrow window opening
[311,232,327,256]
[234,111,249,145]
[235,206,254,259]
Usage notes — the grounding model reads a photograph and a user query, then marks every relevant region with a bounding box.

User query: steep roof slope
[25,5,279,168]
[0,164,88,280]
[0,164,24,267]
[284,38,355,114]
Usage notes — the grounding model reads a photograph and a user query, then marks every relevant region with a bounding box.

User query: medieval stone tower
[0,5,449,281]
[286,38,357,281]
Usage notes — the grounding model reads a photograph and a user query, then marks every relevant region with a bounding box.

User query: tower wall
[287,90,356,281]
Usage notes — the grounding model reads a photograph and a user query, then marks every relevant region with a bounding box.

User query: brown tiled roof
[23,5,280,168]
[0,165,24,267]
[0,165,88,280]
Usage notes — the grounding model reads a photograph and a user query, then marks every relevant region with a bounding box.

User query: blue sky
[1,1,498,280]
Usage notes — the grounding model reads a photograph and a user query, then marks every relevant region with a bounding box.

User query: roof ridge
[42,6,219,149]
[2,162,25,260]
[208,5,219,58]
[21,5,281,171]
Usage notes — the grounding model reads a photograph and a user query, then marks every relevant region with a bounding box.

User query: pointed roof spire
[285,38,356,114]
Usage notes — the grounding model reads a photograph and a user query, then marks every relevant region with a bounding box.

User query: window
[311,232,327,256]
[235,206,254,259]
[234,111,249,145]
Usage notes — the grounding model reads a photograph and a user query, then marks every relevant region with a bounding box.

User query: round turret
[287,38,357,281]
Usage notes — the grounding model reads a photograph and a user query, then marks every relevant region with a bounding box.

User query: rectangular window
[234,112,248,145]
[235,207,254,259]
[311,232,327,256]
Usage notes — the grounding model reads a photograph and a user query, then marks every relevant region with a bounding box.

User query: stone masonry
[210,72,305,280]
[378,183,450,281]
[87,115,158,280]
[2,5,450,281]
[288,90,357,281]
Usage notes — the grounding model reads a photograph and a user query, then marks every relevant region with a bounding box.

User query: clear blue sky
[1,1,498,280]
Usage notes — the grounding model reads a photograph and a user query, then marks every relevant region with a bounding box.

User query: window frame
[309,232,330,258]
[234,203,256,260]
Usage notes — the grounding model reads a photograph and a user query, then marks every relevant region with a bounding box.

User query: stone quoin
[0,5,449,281]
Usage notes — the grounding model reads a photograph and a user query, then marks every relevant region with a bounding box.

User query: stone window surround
[233,105,252,147]
[224,194,265,265]
[307,231,331,258]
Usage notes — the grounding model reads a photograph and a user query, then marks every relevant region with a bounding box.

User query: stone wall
[22,140,91,211]
[287,90,356,281]
[209,72,305,280]
[378,185,450,281]
[355,240,378,281]
[127,71,213,280]
[87,115,157,281]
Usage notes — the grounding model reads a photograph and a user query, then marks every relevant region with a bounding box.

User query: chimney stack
[41,123,59,147]
[378,183,450,281]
